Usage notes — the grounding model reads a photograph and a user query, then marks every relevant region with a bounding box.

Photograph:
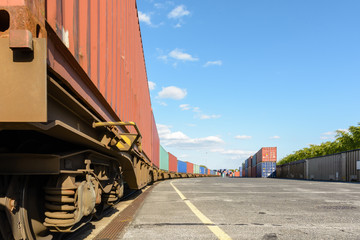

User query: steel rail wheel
[20,176,56,240]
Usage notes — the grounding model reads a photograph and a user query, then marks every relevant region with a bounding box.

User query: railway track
[62,184,154,240]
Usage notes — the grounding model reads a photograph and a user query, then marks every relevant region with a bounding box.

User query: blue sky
[136,0,360,170]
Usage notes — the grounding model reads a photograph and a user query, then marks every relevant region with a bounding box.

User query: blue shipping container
[252,154,257,167]
[239,167,242,177]
[245,159,248,168]
[200,167,205,174]
[256,162,276,178]
[177,160,187,173]
[245,168,248,177]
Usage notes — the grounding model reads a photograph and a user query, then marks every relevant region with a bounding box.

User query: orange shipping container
[186,162,194,174]
[168,152,177,173]
[256,147,277,164]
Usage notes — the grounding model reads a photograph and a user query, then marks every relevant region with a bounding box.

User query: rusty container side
[46,0,156,163]
[186,162,194,174]
[346,149,360,181]
[168,152,178,173]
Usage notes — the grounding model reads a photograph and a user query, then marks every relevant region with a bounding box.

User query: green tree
[278,124,360,165]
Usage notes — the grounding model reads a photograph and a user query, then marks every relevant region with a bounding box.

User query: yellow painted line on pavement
[170,181,232,240]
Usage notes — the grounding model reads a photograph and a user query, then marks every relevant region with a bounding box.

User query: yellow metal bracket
[93,121,142,153]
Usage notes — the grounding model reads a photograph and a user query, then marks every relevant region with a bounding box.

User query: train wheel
[20,176,55,240]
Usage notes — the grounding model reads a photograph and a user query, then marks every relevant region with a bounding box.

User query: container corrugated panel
[46,0,157,164]
[252,155,257,167]
[177,160,187,173]
[256,147,277,164]
[186,162,193,174]
[307,153,345,181]
[256,162,276,178]
[251,166,256,177]
[151,114,159,168]
[245,159,248,168]
[168,152,177,173]
[159,145,169,171]
[194,165,200,174]
[247,167,252,177]
[200,167,205,174]
[248,156,253,168]
[207,169,210,175]
[345,149,360,181]
[286,160,305,179]
[245,168,248,177]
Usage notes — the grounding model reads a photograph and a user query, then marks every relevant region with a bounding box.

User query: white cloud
[180,104,191,110]
[148,81,156,90]
[158,101,168,106]
[320,136,333,140]
[138,11,151,25]
[269,136,280,139]
[203,60,223,67]
[235,135,252,140]
[169,49,198,61]
[168,5,190,19]
[157,124,223,149]
[157,86,187,100]
[199,114,221,120]
[158,55,168,61]
[320,129,349,140]
[211,148,255,160]
[322,131,335,136]
[178,104,220,120]
[154,3,163,9]
[192,107,201,113]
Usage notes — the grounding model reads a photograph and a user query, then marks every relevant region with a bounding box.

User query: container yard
[1,0,359,239]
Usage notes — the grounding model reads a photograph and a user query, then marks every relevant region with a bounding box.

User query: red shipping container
[45,1,157,164]
[234,172,240,177]
[186,162,194,174]
[168,152,178,173]
[256,147,277,164]
[247,167,252,177]
[207,169,210,175]
[251,166,256,177]
[248,156,253,168]
[242,169,245,177]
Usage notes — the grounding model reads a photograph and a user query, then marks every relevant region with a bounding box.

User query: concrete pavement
[120,177,360,240]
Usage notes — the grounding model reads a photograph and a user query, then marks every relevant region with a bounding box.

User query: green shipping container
[160,145,169,171]
[194,164,200,174]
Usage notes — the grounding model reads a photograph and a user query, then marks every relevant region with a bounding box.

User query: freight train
[0,1,216,239]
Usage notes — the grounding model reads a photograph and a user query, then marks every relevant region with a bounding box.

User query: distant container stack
[240,147,277,178]
[255,147,277,178]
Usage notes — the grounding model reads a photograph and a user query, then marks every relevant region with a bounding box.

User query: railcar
[0,0,210,239]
